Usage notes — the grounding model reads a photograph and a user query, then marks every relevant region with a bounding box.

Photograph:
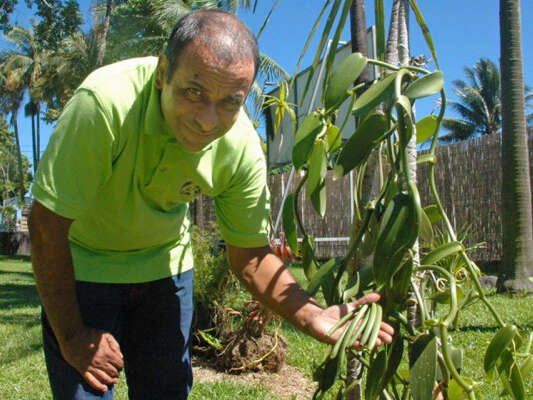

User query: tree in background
[0,56,27,201]
[2,27,50,174]
[0,115,31,229]
[440,58,532,143]
[499,0,533,292]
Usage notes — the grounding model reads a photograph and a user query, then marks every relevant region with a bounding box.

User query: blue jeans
[42,270,194,400]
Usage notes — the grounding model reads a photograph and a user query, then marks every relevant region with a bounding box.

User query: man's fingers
[377,323,394,345]
[83,371,112,393]
[107,355,124,371]
[88,365,119,386]
[347,292,381,313]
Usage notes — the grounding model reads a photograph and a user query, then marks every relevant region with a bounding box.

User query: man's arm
[29,201,124,392]
[227,244,394,346]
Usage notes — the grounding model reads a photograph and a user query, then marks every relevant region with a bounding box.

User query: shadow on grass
[0,269,35,280]
[0,254,31,262]
[0,282,41,310]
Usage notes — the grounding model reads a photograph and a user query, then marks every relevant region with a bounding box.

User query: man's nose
[194,102,219,133]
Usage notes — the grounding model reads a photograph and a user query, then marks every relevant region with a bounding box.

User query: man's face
[156,40,255,152]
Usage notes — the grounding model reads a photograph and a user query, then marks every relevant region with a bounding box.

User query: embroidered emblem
[179,180,202,198]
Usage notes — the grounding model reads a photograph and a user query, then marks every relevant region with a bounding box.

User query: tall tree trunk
[36,102,41,167]
[31,111,37,175]
[499,0,533,292]
[350,0,370,84]
[96,0,114,67]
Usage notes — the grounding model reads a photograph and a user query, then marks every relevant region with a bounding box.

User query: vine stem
[427,90,504,328]
[367,58,430,75]
[293,173,308,237]
[439,323,476,400]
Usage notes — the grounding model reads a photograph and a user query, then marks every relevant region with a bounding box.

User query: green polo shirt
[32,57,270,283]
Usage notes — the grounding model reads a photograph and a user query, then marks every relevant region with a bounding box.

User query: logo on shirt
[179,180,202,198]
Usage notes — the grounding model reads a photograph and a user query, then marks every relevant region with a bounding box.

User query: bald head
[164,10,259,83]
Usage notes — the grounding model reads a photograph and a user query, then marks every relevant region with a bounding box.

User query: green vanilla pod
[367,304,383,350]
[360,302,378,346]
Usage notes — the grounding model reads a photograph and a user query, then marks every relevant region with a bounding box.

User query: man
[29,9,394,399]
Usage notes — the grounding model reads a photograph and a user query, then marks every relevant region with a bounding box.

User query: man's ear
[156,55,167,89]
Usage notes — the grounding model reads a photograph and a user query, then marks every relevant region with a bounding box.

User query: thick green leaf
[484,325,518,373]
[334,113,388,178]
[520,355,533,380]
[373,191,420,288]
[326,124,342,152]
[448,378,475,400]
[364,349,388,400]
[389,259,413,302]
[292,111,325,169]
[282,194,298,255]
[416,115,439,144]
[352,72,397,116]
[310,179,327,217]
[307,139,327,197]
[395,95,414,146]
[307,258,339,296]
[325,52,367,110]
[424,204,442,225]
[421,241,464,266]
[419,205,434,246]
[405,71,444,100]
[437,344,463,381]
[302,235,318,281]
[498,349,525,400]
[410,336,437,400]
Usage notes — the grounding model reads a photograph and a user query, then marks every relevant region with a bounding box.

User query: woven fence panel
[418,132,533,263]
[269,171,353,259]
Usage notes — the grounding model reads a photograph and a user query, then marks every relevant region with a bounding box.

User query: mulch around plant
[192,357,317,400]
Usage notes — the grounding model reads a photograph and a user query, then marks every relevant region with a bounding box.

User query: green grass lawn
[1,256,531,399]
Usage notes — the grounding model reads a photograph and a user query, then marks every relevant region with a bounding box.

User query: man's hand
[305,293,394,348]
[227,245,394,349]
[60,327,124,392]
[30,201,123,392]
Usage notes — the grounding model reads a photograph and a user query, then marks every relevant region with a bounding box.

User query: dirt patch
[215,329,288,373]
[193,357,317,400]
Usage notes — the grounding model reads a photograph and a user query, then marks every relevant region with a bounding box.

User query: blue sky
[4,0,532,164]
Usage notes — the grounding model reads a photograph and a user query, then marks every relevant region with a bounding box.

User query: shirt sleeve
[214,136,271,248]
[32,89,117,220]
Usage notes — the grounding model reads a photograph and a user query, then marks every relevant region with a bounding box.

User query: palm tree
[0,64,26,201]
[440,58,533,143]
[1,27,49,174]
[38,31,100,122]
[499,0,533,292]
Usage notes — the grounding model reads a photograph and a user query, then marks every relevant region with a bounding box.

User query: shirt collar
[143,71,172,138]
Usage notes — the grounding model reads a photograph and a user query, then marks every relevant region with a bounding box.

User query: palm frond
[258,52,290,84]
